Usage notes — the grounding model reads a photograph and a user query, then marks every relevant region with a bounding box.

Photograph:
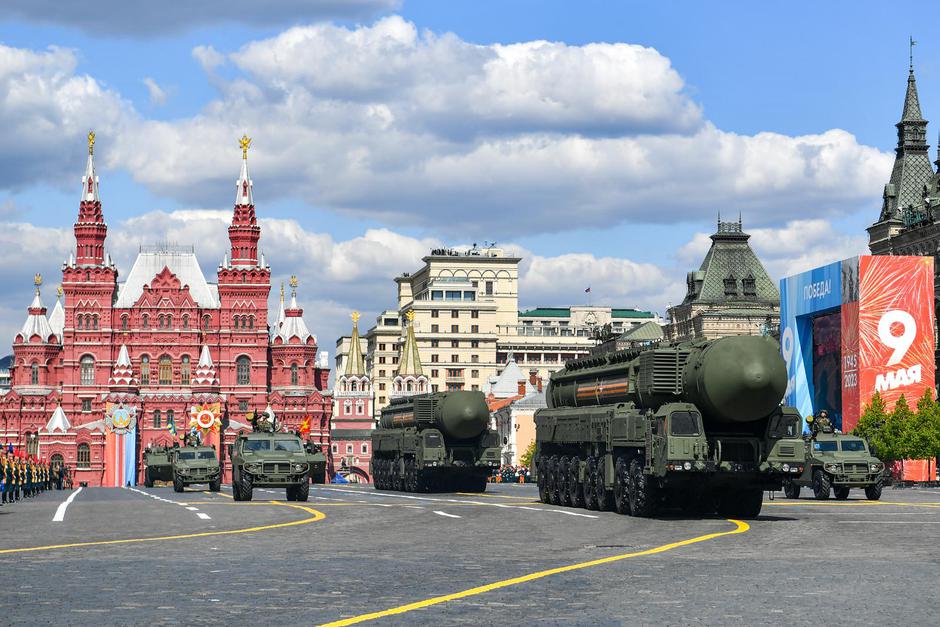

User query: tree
[519,440,536,470]
[904,390,940,461]
[854,392,892,459]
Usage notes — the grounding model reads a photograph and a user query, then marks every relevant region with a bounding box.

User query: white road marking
[186,506,199,511]
[320,487,599,518]
[52,487,83,522]
[196,512,211,520]
[433,510,461,519]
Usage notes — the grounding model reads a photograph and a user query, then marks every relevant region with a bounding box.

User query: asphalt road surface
[2,482,939,625]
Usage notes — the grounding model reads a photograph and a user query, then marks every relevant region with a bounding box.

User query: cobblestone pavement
[2,483,939,625]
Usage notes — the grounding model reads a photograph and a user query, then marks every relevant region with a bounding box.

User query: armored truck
[171,446,222,492]
[230,430,311,501]
[143,445,173,487]
[534,335,806,519]
[304,440,328,484]
[371,391,501,493]
[782,432,884,500]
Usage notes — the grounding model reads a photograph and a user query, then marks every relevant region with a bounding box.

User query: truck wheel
[209,478,221,492]
[782,479,800,499]
[583,457,599,511]
[375,459,386,490]
[812,469,831,500]
[865,479,883,501]
[144,470,154,489]
[613,457,631,515]
[833,486,850,500]
[286,485,297,501]
[231,477,242,501]
[717,488,762,519]
[173,474,184,493]
[239,473,253,502]
[594,459,612,511]
[545,456,558,505]
[629,458,655,517]
[558,456,572,506]
[295,477,310,502]
[569,458,585,508]
[537,459,549,503]
[405,460,417,492]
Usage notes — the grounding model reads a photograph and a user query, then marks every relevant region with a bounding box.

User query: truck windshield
[813,441,838,452]
[177,451,195,460]
[840,440,866,452]
[768,414,801,438]
[669,411,701,436]
[243,440,271,452]
[273,440,302,452]
[197,451,217,460]
[425,433,443,447]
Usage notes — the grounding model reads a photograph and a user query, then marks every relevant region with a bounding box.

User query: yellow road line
[319,519,749,626]
[765,500,940,508]
[0,502,325,556]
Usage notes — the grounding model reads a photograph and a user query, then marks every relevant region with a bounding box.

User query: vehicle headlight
[683,461,692,471]
[782,464,790,472]
[871,464,882,472]
[292,463,308,472]
[825,463,839,472]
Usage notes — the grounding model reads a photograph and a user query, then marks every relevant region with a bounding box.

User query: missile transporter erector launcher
[535,335,805,518]
[372,391,501,492]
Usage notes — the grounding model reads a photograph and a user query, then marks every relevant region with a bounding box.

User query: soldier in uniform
[0,450,7,505]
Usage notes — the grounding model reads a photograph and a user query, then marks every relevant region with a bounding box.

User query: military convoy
[782,418,884,500]
[371,391,501,492]
[534,335,806,519]
[171,445,222,493]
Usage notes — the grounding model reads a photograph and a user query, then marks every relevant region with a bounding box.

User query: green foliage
[519,440,536,469]
[855,391,940,462]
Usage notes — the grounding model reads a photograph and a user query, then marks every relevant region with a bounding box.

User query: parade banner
[104,403,138,487]
[781,255,935,433]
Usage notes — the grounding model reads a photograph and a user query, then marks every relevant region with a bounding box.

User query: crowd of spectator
[490,465,532,483]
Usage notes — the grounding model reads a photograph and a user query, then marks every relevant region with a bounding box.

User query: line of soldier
[1,448,63,506]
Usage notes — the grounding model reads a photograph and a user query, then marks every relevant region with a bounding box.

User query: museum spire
[228,134,261,266]
[74,130,108,266]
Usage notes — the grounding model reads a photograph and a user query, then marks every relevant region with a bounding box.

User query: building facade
[665,218,780,343]
[335,245,655,418]
[0,134,332,486]
[330,312,374,482]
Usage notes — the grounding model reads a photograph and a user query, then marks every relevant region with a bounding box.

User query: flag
[585,286,591,293]
[299,416,311,438]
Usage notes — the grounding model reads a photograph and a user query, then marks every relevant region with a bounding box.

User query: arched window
[50,454,64,469]
[121,315,128,330]
[142,314,149,329]
[182,314,189,330]
[153,409,162,428]
[181,356,191,386]
[77,443,91,468]
[166,409,175,430]
[166,314,173,328]
[355,400,364,415]
[25,432,39,457]
[77,315,84,330]
[236,356,250,385]
[344,400,352,415]
[80,355,95,385]
[290,363,299,386]
[234,316,241,330]
[723,274,738,297]
[350,380,358,392]
[248,316,254,329]
[92,314,99,330]
[140,356,150,385]
[203,315,211,331]
[30,363,39,385]
[159,356,172,385]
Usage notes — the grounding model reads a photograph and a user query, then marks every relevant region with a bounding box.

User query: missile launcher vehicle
[371,391,501,492]
[534,335,805,518]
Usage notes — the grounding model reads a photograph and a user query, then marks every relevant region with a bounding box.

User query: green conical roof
[902,70,924,122]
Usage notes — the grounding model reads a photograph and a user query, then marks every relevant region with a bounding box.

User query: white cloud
[142,77,168,106]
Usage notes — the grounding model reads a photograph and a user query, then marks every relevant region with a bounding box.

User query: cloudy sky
[0,1,934,354]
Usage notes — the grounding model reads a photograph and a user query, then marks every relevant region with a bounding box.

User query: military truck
[304,440,328,484]
[371,391,501,493]
[782,429,884,500]
[171,445,222,492]
[534,335,806,519]
[143,445,174,487]
[230,428,311,502]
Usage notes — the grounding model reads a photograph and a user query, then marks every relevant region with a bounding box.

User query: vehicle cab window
[669,411,701,436]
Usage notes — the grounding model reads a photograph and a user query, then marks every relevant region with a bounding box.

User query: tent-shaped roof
[115,249,219,308]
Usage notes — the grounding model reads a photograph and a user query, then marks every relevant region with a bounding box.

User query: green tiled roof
[620,321,664,341]
[520,308,570,317]
[612,309,653,318]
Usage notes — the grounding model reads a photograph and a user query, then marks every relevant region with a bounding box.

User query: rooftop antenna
[910,35,917,72]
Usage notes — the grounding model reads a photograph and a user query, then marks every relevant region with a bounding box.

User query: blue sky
[0,1,933,347]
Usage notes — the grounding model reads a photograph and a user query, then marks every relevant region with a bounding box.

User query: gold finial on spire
[405,310,415,322]
[280,282,285,303]
[57,286,63,297]
[34,273,42,287]
[351,311,360,324]
[88,130,96,155]
[289,275,298,288]
[239,133,252,159]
